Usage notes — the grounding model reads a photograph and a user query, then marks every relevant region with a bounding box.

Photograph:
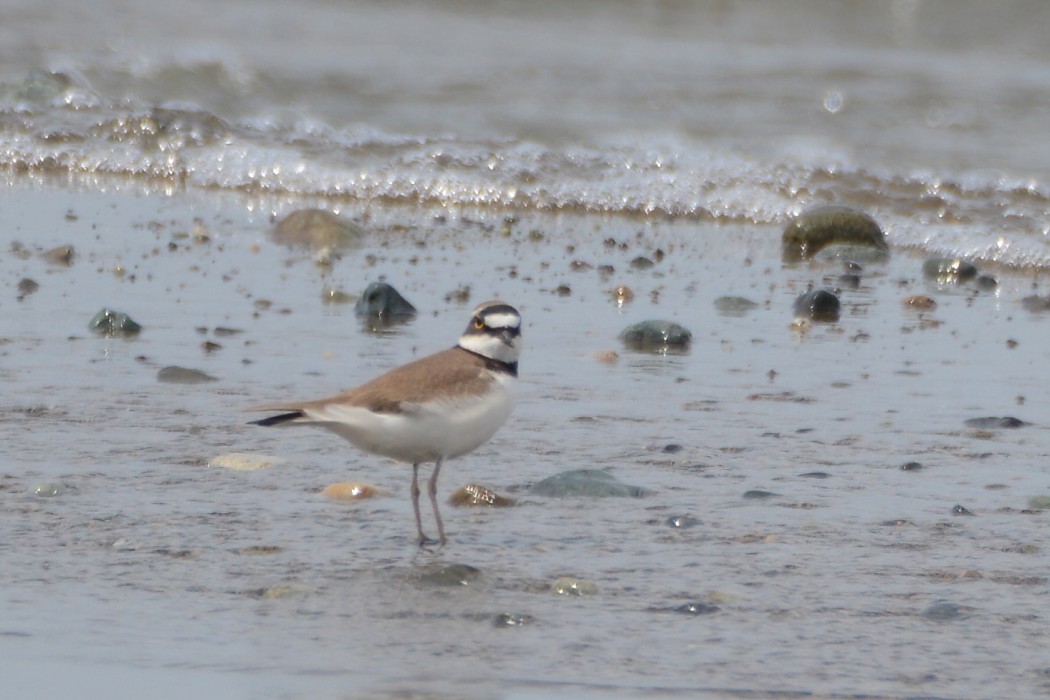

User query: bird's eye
[474,318,485,329]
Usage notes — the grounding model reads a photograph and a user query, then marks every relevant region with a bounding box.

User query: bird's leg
[411,463,429,546]
[428,459,446,546]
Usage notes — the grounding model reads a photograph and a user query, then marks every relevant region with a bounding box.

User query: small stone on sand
[209,452,283,471]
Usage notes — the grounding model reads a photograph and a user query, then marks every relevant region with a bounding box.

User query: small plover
[249,300,522,546]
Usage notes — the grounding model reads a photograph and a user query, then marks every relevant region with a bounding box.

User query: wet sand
[2,181,1049,699]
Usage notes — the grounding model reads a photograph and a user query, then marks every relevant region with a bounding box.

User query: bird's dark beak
[498,328,518,347]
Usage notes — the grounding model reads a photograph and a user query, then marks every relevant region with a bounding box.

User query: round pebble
[923,601,976,621]
[448,483,515,507]
[902,295,937,310]
[665,515,702,529]
[782,205,887,262]
[157,366,218,384]
[619,320,692,353]
[793,288,841,322]
[551,577,599,596]
[531,469,651,498]
[354,281,417,322]
[494,613,534,627]
[89,308,142,337]
[274,208,363,250]
[321,482,388,501]
[671,602,720,616]
[713,296,759,316]
[419,563,481,587]
[31,482,63,497]
[923,257,978,284]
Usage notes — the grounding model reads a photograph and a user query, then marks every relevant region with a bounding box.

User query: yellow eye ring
[474,319,485,329]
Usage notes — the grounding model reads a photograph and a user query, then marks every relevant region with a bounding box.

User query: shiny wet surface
[2,184,1049,699]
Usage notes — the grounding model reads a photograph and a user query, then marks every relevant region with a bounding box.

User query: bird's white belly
[308,375,516,464]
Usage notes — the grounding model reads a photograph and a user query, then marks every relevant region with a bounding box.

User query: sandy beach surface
[2,179,1048,699]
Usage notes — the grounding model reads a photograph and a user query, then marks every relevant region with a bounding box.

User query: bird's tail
[248,411,306,427]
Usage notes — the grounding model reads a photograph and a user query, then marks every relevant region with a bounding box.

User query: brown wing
[252,347,494,416]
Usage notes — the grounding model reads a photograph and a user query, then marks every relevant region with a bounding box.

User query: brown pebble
[17,278,39,300]
[448,484,516,507]
[630,256,655,270]
[903,295,937,310]
[321,482,388,502]
[41,245,75,266]
[612,285,634,306]
[594,350,620,364]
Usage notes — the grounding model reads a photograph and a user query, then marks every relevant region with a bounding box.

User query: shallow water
[2,183,1049,698]
[5,0,1050,265]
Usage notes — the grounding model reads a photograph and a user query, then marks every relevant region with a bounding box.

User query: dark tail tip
[249,411,304,427]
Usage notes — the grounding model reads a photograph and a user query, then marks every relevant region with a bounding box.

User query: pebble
[273,208,363,250]
[964,416,1026,429]
[713,296,759,316]
[837,273,861,289]
[952,504,975,516]
[619,320,692,353]
[445,285,472,304]
[629,256,655,270]
[448,483,516,507]
[17,278,39,299]
[157,366,218,384]
[923,601,976,622]
[256,584,308,600]
[494,613,534,627]
[89,308,142,336]
[612,285,634,306]
[781,205,888,262]
[41,244,75,266]
[902,295,937,310]
[31,482,63,497]
[236,545,283,556]
[1020,295,1050,312]
[665,515,702,529]
[321,482,388,501]
[531,469,652,498]
[14,70,74,103]
[669,602,720,616]
[551,577,599,596]
[208,452,284,471]
[923,257,978,284]
[419,563,482,587]
[743,489,778,500]
[975,274,998,291]
[899,461,924,471]
[321,286,354,304]
[792,288,841,322]
[354,281,417,323]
